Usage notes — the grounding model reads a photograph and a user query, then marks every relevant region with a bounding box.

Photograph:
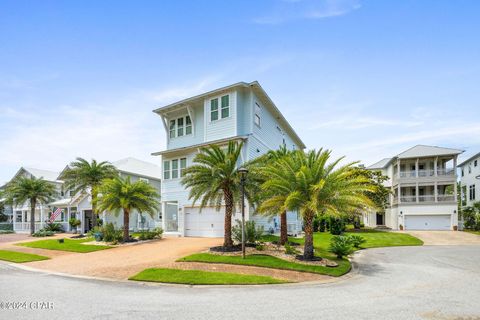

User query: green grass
[179,253,350,277]
[0,250,50,263]
[17,238,112,253]
[129,267,287,285]
[465,230,480,236]
[180,230,423,278]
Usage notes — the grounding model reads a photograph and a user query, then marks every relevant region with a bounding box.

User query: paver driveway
[404,230,480,245]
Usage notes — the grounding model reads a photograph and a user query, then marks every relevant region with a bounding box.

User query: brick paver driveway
[404,231,480,245]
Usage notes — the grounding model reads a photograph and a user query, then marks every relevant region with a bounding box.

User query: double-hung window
[163,158,187,180]
[171,159,179,179]
[163,161,170,179]
[470,185,476,201]
[169,116,193,138]
[177,118,184,137]
[169,120,176,138]
[210,95,230,121]
[185,116,192,135]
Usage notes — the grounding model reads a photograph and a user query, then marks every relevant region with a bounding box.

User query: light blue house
[152,81,306,237]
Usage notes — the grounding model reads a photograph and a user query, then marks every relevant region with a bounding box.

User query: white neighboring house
[363,145,463,231]
[458,152,480,208]
[152,81,306,237]
[7,158,162,234]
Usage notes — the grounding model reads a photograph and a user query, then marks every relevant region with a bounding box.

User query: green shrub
[101,223,123,243]
[68,218,81,232]
[348,234,366,248]
[255,243,265,251]
[232,220,264,244]
[139,228,163,240]
[32,230,55,237]
[284,242,299,255]
[43,222,64,232]
[329,235,354,258]
[329,217,346,235]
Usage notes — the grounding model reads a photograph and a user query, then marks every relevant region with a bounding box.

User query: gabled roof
[458,151,480,167]
[112,157,162,180]
[367,158,392,170]
[16,167,61,183]
[152,81,306,149]
[396,145,463,159]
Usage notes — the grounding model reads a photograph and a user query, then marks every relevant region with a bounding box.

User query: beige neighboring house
[363,145,463,231]
[6,157,162,234]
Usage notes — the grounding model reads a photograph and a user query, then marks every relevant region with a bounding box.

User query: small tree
[4,177,56,234]
[97,177,160,242]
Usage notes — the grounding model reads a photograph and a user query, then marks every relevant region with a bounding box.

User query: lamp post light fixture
[238,167,249,259]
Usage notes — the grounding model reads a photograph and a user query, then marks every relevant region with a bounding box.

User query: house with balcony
[363,145,463,230]
[458,151,480,208]
[5,158,161,233]
[152,81,305,237]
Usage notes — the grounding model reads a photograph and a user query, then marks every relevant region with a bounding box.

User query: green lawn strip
[179,253,350,277]
[129,267,287,285]
[0,250,50,263]
[17,238,111,253]
[464,230,480,236]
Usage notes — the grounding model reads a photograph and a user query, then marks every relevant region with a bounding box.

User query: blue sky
[1,0,480,183]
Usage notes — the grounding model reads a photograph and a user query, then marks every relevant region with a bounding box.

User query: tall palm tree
[259,149,376,260]
[97,176,160,242]
[61,158,118,228]
[4,176,57,234]
[256,144,292,245]
[181,141,256,248]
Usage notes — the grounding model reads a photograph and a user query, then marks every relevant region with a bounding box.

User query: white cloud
[254,0,361,24]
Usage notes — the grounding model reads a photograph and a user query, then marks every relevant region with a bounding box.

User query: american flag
[49,207,62,223]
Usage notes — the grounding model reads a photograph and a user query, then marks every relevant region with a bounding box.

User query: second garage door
[404,215,451,230]
[184,207,226,237]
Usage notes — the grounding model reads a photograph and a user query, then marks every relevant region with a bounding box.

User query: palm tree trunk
[91,188,97,228]
[223,188,234,248]
[303,211,314,260]
[280,210,288,245]
[30,198,36,235]
[123,209,130,242]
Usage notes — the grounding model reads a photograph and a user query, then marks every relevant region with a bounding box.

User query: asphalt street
[1,245,479,320]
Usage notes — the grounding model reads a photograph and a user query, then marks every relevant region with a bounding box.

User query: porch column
[40,205,44,229]
[434,157,438,176]
[453,156,458,177]
[415,158,419,177]
[434,181,438,202]
[397,160,401,179]
[397,184,401,204]
[161,202,166,231]
[416,183,419,203]
[67,207,71,232]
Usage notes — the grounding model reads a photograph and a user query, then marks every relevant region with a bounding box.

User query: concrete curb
[4,252,362,289]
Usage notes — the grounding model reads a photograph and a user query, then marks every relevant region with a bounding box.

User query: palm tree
[97,176,160,242]
[61,158,118,228]
[4,176,57,234]
[259,149,376,260]
[256,145,292,245]
[181,141,257,248]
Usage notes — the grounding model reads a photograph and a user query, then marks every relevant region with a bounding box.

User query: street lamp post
[238,167,249,259]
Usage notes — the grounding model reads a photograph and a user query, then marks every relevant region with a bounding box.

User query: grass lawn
[17,238,112,253]
[129,268,287,285]
[465,230,480,236]
[0,250,50,263]
[179,253,350,277]
[180,230,423,278]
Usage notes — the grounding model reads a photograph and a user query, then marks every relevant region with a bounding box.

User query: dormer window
[169,115,192,138]
[210,95,230,121]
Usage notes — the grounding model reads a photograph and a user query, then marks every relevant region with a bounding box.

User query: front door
[376,213,384,225]
[84,210,93,233]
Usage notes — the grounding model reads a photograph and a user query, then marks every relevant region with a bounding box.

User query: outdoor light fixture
[400,211,403,216]
[238,167,249,259]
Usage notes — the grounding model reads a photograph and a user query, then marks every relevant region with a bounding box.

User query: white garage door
[184,207,226,237]
[404,215,451,230]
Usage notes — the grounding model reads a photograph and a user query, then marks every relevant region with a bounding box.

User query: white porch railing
[418,195,435,202]
[14,221,69,233]
[438,194,455,202]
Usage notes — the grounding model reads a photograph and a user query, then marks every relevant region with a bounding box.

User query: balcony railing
[396,169,455,180]
[393,194,455,204]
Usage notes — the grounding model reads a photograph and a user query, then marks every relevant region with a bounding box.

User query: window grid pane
[180,158,187,176]
[172,160,179,179]
[211,110,218,121]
